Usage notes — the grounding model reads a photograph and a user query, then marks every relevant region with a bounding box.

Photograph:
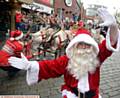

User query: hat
[87,20,93,25]
[66,28,99,58]
[10,30,23,40]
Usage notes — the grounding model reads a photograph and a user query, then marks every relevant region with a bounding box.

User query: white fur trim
[26,61,39,85]
[10,37,15,41]
[106,28,120,52]
[15,32,23,40]
[99,94,102,98]
[66,34,99,58]
[78,73,89,93]
[62,90,77,98]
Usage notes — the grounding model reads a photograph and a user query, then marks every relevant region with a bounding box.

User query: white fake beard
[67,47,99,80]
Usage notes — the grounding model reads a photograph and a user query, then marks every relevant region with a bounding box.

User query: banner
[34,0,54,7]
[22,3,53,14]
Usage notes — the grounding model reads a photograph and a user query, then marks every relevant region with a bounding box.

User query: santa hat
[10,30,23,41]
[66,28,99,58]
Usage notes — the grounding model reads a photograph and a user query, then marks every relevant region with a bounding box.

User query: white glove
[97,8,116,27]
[8,53,31,70]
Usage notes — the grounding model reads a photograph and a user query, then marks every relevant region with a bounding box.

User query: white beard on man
[67,43,100,80]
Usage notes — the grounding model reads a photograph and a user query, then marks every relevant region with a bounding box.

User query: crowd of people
[15,9,80,33]
[0,7,120,98]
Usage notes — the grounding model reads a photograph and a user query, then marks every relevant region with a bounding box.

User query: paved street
[0,51,120,98]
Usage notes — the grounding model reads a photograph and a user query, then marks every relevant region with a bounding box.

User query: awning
[22,2,53,14]
[18,0,33,4]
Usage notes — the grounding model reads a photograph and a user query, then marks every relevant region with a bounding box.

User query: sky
[81,0,120,14]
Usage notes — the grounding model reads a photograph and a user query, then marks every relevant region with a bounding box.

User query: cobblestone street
[0,51,120,98]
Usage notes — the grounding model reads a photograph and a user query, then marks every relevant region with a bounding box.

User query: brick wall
[54,0,80,19]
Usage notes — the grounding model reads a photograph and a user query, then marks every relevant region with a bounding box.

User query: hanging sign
[65,0,72,7]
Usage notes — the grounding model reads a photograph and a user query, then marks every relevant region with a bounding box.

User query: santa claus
[8,8,120,98]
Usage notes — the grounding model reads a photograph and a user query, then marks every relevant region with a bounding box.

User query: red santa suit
[24,28,120,98]
[0,30,23,67]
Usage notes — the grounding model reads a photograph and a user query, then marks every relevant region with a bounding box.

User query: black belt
[72,87,96,98]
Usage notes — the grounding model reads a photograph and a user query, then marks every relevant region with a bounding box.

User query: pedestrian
[8,8,120,98]
[0,30,24,77]
[78,20,84,29]
[15,10,23,30]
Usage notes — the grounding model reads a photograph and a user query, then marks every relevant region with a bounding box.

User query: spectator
[8,8,120,98]
[64,17,70,30]
[72,13,78,22]
[49,14,58,29]
[78,20,85,27]
[15,10,23,30]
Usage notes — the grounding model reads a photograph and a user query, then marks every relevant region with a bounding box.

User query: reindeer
[30,27,74,60]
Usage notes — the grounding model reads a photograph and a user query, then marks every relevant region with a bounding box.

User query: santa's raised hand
[97,8,120,52]
[97,8,116,27]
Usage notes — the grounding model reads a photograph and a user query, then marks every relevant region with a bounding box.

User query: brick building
[54,0,80,19]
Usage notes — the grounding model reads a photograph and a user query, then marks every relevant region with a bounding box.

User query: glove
[8,53,31,70]
[97,8,116,27]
